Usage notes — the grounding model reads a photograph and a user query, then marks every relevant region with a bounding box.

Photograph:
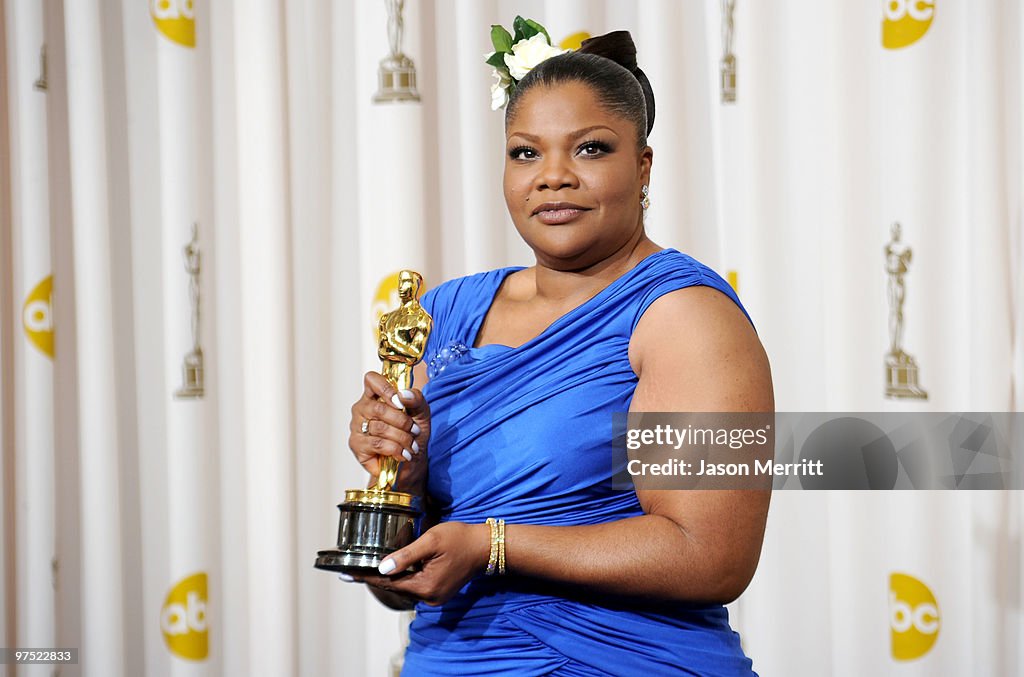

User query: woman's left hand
[351,521,491,606]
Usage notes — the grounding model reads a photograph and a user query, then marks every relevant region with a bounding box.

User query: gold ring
[360,419,370,434]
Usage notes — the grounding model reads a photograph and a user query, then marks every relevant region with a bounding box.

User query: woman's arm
[358,286,773,606]
[502,286,773,603]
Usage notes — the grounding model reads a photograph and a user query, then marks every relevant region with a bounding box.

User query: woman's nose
[535,153,578,191]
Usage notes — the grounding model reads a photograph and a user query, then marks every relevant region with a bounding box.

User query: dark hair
[505,31,656,148]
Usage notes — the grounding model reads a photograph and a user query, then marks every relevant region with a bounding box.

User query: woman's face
[503,80,653,270]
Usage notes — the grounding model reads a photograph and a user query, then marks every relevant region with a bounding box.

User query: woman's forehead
[507,82,632,139]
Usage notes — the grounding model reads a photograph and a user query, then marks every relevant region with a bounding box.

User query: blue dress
[404,249,757,676]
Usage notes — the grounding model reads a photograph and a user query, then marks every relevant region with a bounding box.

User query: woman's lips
[532,203,590,225]
[535,208,586,225]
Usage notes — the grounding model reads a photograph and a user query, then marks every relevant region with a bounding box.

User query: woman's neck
[530,228,661,304]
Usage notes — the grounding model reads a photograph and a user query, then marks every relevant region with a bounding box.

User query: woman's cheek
[503,174,527,205]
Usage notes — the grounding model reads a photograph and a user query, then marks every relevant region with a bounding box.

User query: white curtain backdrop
[1,1,1022,676]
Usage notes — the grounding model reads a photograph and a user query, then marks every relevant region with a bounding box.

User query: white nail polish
[338,573,355,582]
[412,440,420,453]
[391,393,403,409]
[402,450,412,461]
[411,422,421,436]
[400,389,414,400]
[378,558,397,575]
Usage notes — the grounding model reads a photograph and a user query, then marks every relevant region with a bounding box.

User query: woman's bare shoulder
[628,285,772,412]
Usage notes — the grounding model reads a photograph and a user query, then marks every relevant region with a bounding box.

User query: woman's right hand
[348,371,431,493]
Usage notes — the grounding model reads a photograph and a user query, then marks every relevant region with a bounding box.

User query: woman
[346,30,773,676]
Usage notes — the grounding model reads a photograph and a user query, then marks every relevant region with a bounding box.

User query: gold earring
[640,185,650,210]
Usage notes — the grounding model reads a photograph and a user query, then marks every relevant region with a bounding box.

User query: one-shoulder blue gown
[403,249,758,676]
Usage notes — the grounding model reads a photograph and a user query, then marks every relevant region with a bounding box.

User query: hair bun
[578,31,655,137]
[578,31,638,71]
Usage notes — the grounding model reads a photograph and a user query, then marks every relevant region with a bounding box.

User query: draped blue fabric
[403,249,757,676]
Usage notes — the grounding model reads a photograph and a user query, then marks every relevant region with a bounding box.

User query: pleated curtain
[1,1,1022,676]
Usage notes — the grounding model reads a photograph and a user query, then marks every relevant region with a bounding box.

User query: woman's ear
[640,145,653,185]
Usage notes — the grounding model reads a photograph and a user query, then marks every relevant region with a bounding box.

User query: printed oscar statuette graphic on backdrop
[315,270,432,574]
[175,224,204,399]
[882,0,935,50]
[151,0,196,48]
[374,0,420,102]
[889,572,940,661]
[23,275,55,359]
[884,222,927,399]
[34,45,47,91]
[161,572,208,660]
[720,0,737,103]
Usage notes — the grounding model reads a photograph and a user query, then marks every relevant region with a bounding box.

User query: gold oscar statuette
[720,0,737,104]
[34,45,48,91]
[884,222,927,399]
[374,0,420,103]
[315,270,433,573]
[175,223,204,399]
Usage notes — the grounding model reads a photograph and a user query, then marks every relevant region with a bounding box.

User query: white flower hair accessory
[485,16,569,110]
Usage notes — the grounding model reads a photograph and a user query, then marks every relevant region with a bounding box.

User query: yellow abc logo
[882,0,935,49]
[560,32,591,51]
[160,572,208,660]
[726,270,739,294]
[889,572,940,661]
[151,0,195,48]
[22,275,54,359]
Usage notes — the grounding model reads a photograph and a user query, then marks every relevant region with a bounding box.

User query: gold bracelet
[485,518,507,576]
[485,518,498,575]
[498,518,506,575]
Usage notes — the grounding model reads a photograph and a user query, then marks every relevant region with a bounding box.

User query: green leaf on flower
[490,25,513,53]
[485,51,507,69]
[513,15,539,43]
[524,19,552,45]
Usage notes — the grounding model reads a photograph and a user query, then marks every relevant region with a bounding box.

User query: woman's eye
[578,141,611,156]
[509,146,537,160]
